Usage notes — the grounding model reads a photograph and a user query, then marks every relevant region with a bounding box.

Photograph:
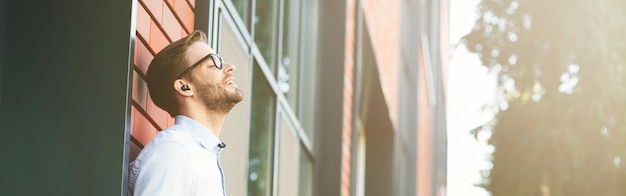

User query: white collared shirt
[129,115,226,196]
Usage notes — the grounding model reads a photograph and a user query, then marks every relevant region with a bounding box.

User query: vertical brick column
[131,0,196,147]
[341,0,357,195]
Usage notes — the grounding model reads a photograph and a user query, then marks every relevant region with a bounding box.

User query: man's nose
[223,62,236,74]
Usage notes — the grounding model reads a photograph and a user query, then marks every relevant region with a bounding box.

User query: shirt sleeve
[133,141,193,196]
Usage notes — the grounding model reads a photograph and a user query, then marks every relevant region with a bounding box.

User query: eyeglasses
[177,53,224,79]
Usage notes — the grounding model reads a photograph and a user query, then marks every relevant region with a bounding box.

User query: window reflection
[247,61,276,196]
[230,0,251,31]
[279,0,301,113]
[253,0,278,72]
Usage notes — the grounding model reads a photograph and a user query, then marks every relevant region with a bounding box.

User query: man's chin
[229,89,244,103]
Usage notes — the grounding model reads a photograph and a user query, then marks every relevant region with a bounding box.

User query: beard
[193,81,244,114]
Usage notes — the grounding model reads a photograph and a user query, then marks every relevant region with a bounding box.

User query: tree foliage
[463,0,626,195]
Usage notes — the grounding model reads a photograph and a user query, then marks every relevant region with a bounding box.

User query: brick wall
[131,0,196,148]
[362,0,401,130]
[341,0,357,194]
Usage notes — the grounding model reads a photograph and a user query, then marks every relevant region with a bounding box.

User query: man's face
[184,42,244,113]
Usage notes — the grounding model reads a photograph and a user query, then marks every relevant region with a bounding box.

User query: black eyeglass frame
[176,53,224,79]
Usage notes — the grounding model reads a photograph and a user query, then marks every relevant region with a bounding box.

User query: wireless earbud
[181,84,191,91]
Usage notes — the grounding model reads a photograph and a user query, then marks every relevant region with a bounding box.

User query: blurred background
[449,0,626,195]
[448,1,493,195]
[1,0,626,195]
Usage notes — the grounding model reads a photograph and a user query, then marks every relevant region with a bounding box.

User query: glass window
[278,0,301,113]
[299,0,319,142]
[230,0,251,31]
[248,61,276,196]
[253,0,278,73]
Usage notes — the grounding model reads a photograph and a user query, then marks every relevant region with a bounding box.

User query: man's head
[146,30,243,117]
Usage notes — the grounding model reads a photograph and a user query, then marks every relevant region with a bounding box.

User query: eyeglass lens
[211,54,223,69]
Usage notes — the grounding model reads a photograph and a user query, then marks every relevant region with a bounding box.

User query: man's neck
[181,109,226,137]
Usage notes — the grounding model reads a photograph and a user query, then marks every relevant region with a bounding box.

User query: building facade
[129,0,449,195]
[1,0,447,195]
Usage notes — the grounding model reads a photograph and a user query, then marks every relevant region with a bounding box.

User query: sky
[446,0,496,195]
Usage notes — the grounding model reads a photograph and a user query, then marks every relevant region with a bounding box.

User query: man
[128,30,244,195]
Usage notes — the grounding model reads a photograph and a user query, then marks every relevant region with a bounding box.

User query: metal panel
[277,111,301,196]
[0,0,7,111]
[0,0,134,194]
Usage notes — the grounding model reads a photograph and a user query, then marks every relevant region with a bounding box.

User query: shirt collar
[174,115,223,150]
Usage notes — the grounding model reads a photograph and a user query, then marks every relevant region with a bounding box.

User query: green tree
[462,0,626,195]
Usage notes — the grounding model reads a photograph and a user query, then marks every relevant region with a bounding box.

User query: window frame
[209,1,318,195]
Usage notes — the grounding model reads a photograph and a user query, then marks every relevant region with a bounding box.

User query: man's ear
[174,79,194,96]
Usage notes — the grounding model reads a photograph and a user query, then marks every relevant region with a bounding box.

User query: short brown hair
[146,30,208,117]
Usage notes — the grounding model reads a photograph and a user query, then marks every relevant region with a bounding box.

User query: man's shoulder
[150,125,195,145]
[128,126,196,194]
[134,125,196,160]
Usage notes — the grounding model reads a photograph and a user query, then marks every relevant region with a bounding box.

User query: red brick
[140,0,163,23]
[162,5,184,41]
[136,2,151,40]
[134,38,153,75]
[167,116,176,127]
[173,0,194,33]
[132,70,148,110]
[149,20,170,53]
[187,0,195,9]
[132,106,158,146]
[146,91,170,130]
